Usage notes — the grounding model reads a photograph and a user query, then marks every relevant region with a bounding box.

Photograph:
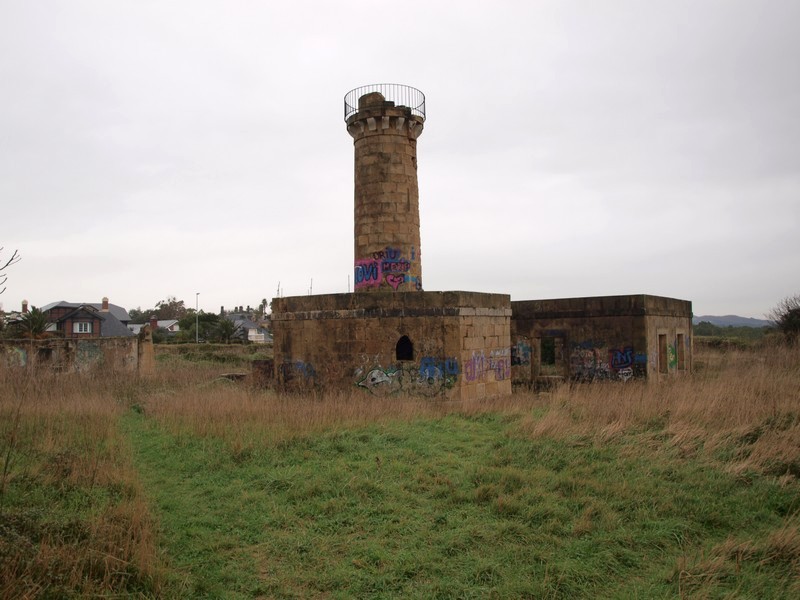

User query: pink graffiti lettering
[354,259,382,289]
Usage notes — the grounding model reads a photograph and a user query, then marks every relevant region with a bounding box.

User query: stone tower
[272,85,513,400]
[345,84,425,292]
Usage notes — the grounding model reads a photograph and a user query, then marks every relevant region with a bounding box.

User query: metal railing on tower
[344,83,426,122]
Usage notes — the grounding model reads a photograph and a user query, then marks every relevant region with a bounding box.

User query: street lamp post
[195,293,199,343]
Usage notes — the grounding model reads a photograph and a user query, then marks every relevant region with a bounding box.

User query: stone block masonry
[271,85,692,397]
[348,91,424,293]
[272,291,512,399]
[1,328,155,375]
[511,294,692,385]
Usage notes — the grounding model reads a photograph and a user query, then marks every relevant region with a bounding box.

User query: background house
[40,297,134,338]
[224,313,271,344]
[128,318,180,335]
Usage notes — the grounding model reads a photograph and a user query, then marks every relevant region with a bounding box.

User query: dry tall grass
[133,343,800,597]
[139,343,800,481]
[138,368,535,451]
[516,343,800,480]
[0,368,163,598]
[1,342,798,597]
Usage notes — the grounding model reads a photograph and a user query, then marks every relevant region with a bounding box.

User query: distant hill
[693,315,772,328]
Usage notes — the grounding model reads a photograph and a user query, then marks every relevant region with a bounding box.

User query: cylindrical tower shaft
[345,85,425,292]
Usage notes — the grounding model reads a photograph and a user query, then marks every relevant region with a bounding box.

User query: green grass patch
[124,411,799,599]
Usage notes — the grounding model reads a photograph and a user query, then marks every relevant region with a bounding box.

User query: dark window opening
[677,333,686,370]
[541,337,556,365]
[396,335,413,361]
[658,334,668,374]
[539,336,565,376]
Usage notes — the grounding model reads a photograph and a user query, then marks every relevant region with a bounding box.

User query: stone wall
[1,333,154,375]
[272,291,512,399]
[511,294,692,384]
[137,325,156,373]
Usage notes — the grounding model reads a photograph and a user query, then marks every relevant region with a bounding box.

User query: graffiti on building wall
[464,349,511,382]
[3,346,27,367]
[354,246,420,291]
[280,360,317,384]
[1,339,143,373]
[419,356,459,381]
[668,344,678,370]
[76,342,102,372]
[464,351,485,382]
[609,347,634,370]
[355,355,458,396]
[511,340,531,366]
[490,349,511,380]
[617,367,634,382]
[570,345,611,381]
[357,367,401,394]
[570,341,647,381]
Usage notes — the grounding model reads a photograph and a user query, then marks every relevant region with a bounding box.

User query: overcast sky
[1,1,798,319]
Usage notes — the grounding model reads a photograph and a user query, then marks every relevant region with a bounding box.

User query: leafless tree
[0,247,21,295]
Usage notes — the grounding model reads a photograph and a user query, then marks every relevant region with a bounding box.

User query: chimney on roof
[150,315,158,330]
[101,296,109,311]
[220,305,225,315]
[22,300,28,313]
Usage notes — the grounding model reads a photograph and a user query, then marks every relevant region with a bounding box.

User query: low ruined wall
[271,291,512,399]
[1,334,153,374]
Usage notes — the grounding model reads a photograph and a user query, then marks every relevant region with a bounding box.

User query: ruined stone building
[2,297,154,374]
[271,84,692,397]
[511,295,691,386]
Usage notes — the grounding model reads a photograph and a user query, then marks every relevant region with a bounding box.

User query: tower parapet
[345,84,425,292]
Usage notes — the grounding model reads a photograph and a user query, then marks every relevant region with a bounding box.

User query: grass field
[2,344,799,598]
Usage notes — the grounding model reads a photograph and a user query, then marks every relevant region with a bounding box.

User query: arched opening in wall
[396,335,414,361]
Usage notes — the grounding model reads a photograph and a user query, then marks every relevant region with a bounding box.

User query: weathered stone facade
[271,85,692,398]
[1,327,155,374]
[272,291,512,399]
[511,295,692,385]
[347,91,424,293]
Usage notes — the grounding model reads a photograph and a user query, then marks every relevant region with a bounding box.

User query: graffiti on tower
[354,246,418,291]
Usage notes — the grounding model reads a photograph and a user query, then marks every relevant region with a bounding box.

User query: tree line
[128,296,270,344]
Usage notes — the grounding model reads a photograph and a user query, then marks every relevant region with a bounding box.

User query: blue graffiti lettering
[354,261,380,285]
[419,357,460,380]
[609,347,634,370]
